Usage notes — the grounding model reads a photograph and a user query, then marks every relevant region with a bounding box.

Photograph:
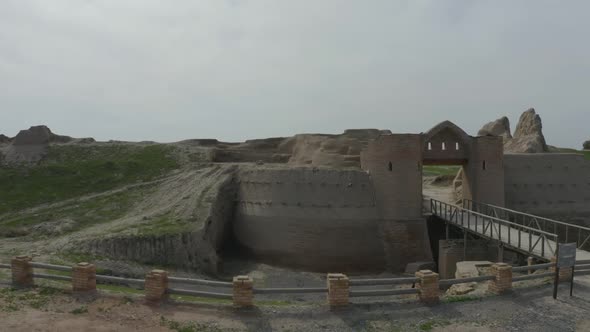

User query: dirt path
[2,277,590,331]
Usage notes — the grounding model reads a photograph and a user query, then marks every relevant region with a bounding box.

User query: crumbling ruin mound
[0,125,95,165]
[477,116,512,142]
[285,129,390,168]
[12,125,73,145]
[0,134,10,144]
[504,108,548,153]
[478,108,549,153]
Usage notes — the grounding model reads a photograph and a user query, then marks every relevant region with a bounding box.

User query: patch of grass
[70,306,88,315]
[97,284,143,295]
[160,316,234,332]
[0,184,153,238]
[0,144,178,215]
[443,295,481,303]
[423,165,461,177]
[135,211,190,236]
[52,252,106,266]
[583,150,590,160]
[0,286,64,311]
[418,319,451,331]
[169,294,232,305]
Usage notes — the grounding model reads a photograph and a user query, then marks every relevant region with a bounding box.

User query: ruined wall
[504,153,590,215]
[83,169,239,276]
[438,239,498,279]
[234,167,387,272]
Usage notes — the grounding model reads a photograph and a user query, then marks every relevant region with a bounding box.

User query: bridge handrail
[431,199,559,238]
[463,199,590,232]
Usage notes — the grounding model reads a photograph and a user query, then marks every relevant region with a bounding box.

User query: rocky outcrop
[2,125,76,164]
[12,125,72,145]
[584,140,590,150]
[504,108,548,153]
[479,109,549,154]
[477,116,512,142]
[0,134,11,144]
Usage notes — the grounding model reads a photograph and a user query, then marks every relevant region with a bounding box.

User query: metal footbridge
[431,199,590,262]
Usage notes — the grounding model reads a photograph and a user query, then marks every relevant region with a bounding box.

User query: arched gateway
[359,121,505,270]
[361,120,505,210]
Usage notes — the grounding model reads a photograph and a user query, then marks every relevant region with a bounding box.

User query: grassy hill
[0,144,178,215]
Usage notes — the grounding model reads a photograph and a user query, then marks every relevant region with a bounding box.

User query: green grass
[0,184,153,238]
[0,144,178,215]
[0,286,66,312]
[423,165,461,177]
[583,150,590,160]
[134,212,192,236]
[70,306,88,315]
[160,316,236,332]
[418,319,451,331]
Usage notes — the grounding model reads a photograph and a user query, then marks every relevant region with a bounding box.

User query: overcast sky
[1,1,588,148]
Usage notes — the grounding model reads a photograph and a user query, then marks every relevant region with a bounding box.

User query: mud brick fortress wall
[504,153,590,216]
[360,134,433,270]
[233,168,387,272]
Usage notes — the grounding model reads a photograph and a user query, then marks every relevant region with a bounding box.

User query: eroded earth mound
[477,116,512,142]
[479,108,549,153]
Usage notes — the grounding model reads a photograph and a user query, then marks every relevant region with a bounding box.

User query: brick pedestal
[327,273,349,307]
[550,257,573,282]
[233,276,253,307]
[416,270,439,304]
[72,262,96,293]
[488,263,512,294]
[145,270,168,303]
[11,256,33,288]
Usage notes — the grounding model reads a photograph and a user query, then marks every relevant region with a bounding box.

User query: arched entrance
[421,121,505,208]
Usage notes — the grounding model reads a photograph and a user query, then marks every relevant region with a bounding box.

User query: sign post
[553,243,576,300]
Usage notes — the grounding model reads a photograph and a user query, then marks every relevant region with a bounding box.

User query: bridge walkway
[430,199,590,262]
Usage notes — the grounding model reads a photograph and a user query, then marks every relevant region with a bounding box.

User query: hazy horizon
[1,1,588,148]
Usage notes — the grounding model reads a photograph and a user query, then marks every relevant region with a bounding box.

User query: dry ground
[2,276,590,332]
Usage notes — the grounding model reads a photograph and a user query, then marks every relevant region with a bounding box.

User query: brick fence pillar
[327,273,349,307]
[415,270,439,304]
[11,256,33,288]
[233,275,253,308]
[145,270,168,303]
[72,262,96,293]
[489,262,512,294]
